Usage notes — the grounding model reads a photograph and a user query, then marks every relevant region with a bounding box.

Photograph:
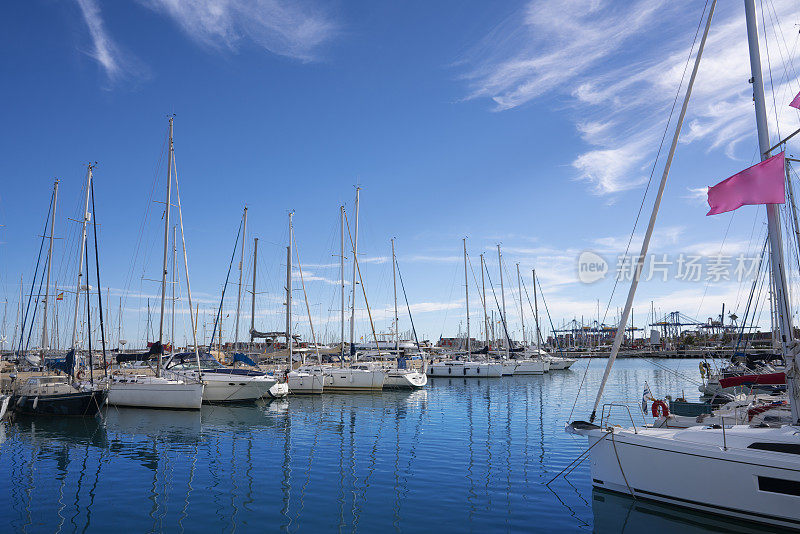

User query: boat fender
[16,396,26,407]
[651,399,669,418]
[32,397,38,410]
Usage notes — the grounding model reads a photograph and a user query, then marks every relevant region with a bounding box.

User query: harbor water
[0,359,772,533]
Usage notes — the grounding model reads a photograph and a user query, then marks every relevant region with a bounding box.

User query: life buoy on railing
[651,399,670,418]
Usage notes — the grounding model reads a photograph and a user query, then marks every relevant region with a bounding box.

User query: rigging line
[735,238,769,352]
[693,209,737,321]
[534,274,564,356]
[569,0,711,413]
[18,188,54,353]
[518,276,541,349]
[342,209,382,356]
[482,261,514,349]
[394,256,422,352]
[761,0,781,142]
[89,178,108,373]
[121,127,168,311]
[599,0,711,329]
[207,218,243,353]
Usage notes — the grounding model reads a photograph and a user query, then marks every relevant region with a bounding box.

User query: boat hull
[384,370,427,389]
[427,362,502,378]
[108,379,203,410]
[513,360,548,375]
[578,425,800,529]
[11,390,107,417]
[288,371,324,394]
[323,369,385,391]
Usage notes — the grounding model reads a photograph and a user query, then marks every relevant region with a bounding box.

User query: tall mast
[744,0,796,417]
[41,179,58,356]
[481,253,488,352]
[71,165,93,351]
[286,212,294,365]
[392,237,399,353]
[250,237,258,345]
[340,206,345,359]
[589,1,715,422]
[171,224,177,352]
[157,117,174,377]
[516,262,525,347]
[497,244,508,357]
[349,188,360,360]
[463,238,470,355]
[118,297,123,352]
[533,270,542,349]
[235,206,247,350]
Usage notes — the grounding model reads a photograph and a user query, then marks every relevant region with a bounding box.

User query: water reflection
[591,488,780,533]
[0,360,739,532]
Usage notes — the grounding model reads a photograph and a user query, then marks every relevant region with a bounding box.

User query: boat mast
[171,224,176,353]
[464,238,470,356]
[350,187,360,363]
[157,117,174,378]
[71,165,93,352]
[516,262,525,347]
[497,245,508,357]
[481,254,489,353]
[41,178,58,357]
[250,237,258,346]
[743,0,797,418]
[588,1,715,422]
[392,237,399,354]
[340,205,345,360]
[286,211,294,365]
[235,206,247,351]
[533,270,542,349]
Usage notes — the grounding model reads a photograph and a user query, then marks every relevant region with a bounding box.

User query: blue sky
[2,0,800,350]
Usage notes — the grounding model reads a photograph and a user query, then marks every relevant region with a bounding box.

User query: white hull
[427,361,502,378]
[572,423,800,529]
[170,370,276,402]
[108,376,204,410]
[267,382,290,398]
[513,359,548,374]
[288,369,325,394]
[500,361,516,376]
[0,394,9,420]
[547,357,576,370]
[384,370,427,389]
[323,367,385,391]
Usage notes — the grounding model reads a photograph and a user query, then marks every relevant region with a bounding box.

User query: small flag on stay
[642,382,652,413]
[56,292,64,301]
[791,90,800,109]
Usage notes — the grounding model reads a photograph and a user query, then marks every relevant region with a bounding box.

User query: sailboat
[107,117,204,410]
[321,189,386,391]
[382,238,427,389]
[427,240,502,378]
[568,1,800,527]
[166,207,277,403]
[286,211,326,394]
[11,173,107,417]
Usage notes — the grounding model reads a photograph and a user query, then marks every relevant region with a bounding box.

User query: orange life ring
[651,399,669,417]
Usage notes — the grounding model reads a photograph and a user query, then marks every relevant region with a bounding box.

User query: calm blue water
[0,359,769,533]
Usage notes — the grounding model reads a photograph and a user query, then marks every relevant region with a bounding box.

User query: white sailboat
[568,2,800,527]
[108,117,204,410]
[321,190,385,391]
[428,241,503,378]
[383,238,427,389]
[286,211,326,394]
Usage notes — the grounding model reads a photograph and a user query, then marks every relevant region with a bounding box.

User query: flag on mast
[56,292,64,301]
[790,91,800,109]
[706,151,785,215]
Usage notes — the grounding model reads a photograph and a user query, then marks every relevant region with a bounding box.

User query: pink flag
[706,151,785,216]
[791,91,800,109]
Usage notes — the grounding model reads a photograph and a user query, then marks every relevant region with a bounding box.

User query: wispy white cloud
[75,0,143,83]
[461,0,800,195]
[139,0,338,62]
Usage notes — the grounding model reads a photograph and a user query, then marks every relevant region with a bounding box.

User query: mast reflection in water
[0,360,728,532]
